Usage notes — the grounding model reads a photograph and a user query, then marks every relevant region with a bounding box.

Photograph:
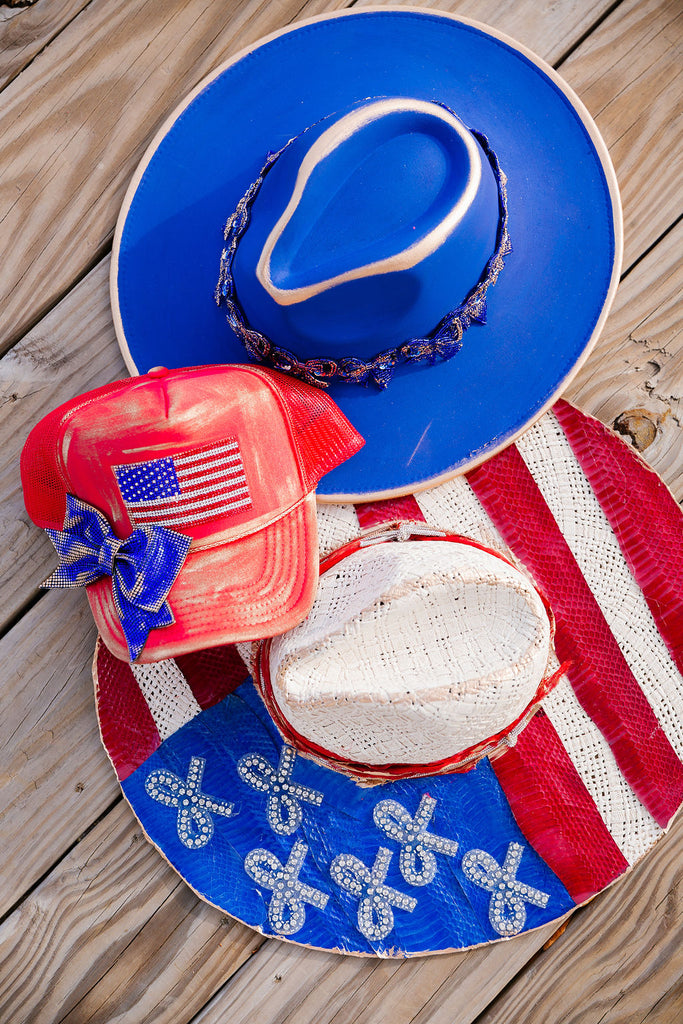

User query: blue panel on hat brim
[120,678,574,956]
[112,8,620,501]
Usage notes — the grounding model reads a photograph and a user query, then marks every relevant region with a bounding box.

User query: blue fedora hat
[112,7,621,501]
[221,97,506,382]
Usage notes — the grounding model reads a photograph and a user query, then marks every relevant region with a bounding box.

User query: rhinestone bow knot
[44,494,190,660]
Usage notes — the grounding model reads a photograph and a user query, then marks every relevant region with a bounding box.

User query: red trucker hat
[21,364,364,662]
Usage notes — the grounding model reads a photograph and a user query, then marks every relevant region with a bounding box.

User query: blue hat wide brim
[112,7,621,501]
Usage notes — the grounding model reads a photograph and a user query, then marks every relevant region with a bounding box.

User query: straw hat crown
[266,538,553,766]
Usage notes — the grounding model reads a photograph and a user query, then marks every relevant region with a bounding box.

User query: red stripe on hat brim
[554,399,683,673]
[175,644,250,709]
[94,639,161,781]
[355,494,425,529]
[492,710,629,903]
[467,443,683,828]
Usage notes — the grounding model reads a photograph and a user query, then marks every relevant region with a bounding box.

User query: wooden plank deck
[1,1,681,1021]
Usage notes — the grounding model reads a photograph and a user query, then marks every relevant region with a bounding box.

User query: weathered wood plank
[0,0,314,356]
[560,0,683,269]
[0,3,680,1021]
[0,0,91,91]
[0,0,667,356]
[565,220,683,497]
[0,801,265,1024]
[642,979,683,1024]
[1,257,125,632]
[475,812,683,1024]
[0,587,118,919]
[191,918,563,1024]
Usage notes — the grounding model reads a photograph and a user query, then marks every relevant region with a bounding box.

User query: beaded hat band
[216,116,511,390]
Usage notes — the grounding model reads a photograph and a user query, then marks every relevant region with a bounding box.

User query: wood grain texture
[475,812,683,1024]
[560,0,683,270]
[191,918,564,1024]
[0,801,265,1024]
[0,257,124,632]
[1,2,681,1022]
[0,588,118,919]
[565,220,683,497]
[0,0,662,357]
[0,0,91,91]
[0,0,310,356]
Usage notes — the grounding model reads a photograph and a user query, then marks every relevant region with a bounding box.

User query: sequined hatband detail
[215,113,511,390]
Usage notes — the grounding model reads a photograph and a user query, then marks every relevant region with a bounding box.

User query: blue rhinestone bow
[43,494,191,660]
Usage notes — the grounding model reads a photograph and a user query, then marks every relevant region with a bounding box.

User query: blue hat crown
[218,98,509,387]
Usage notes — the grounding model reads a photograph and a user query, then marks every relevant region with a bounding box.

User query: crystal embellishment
[461,842,550,936]
[373,794,460,885]
[145,756,235,850]
[330,847,417,942]
[244,838,329,935]
[237,745,323,835]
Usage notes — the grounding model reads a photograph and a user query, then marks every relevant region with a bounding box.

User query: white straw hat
[256,530,561,780]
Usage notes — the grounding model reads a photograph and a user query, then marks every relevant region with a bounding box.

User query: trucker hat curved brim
[111,7,621,502]
[89,493,319,663]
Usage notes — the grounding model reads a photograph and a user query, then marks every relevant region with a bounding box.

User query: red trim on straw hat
[254,528,568,784]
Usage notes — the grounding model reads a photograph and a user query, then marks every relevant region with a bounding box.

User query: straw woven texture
[268,540,551,764]
[314,404,683,865]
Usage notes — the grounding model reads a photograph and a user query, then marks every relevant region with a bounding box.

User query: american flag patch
[114,438,251,528]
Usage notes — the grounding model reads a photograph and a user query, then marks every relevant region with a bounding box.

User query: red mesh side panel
[263,369,365,490]
[175,644,250,708]
[21,403,72,528]
[492,711,629,903]
[94,640,161,781]
[356,495,425,529]
[21,377,133,529]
